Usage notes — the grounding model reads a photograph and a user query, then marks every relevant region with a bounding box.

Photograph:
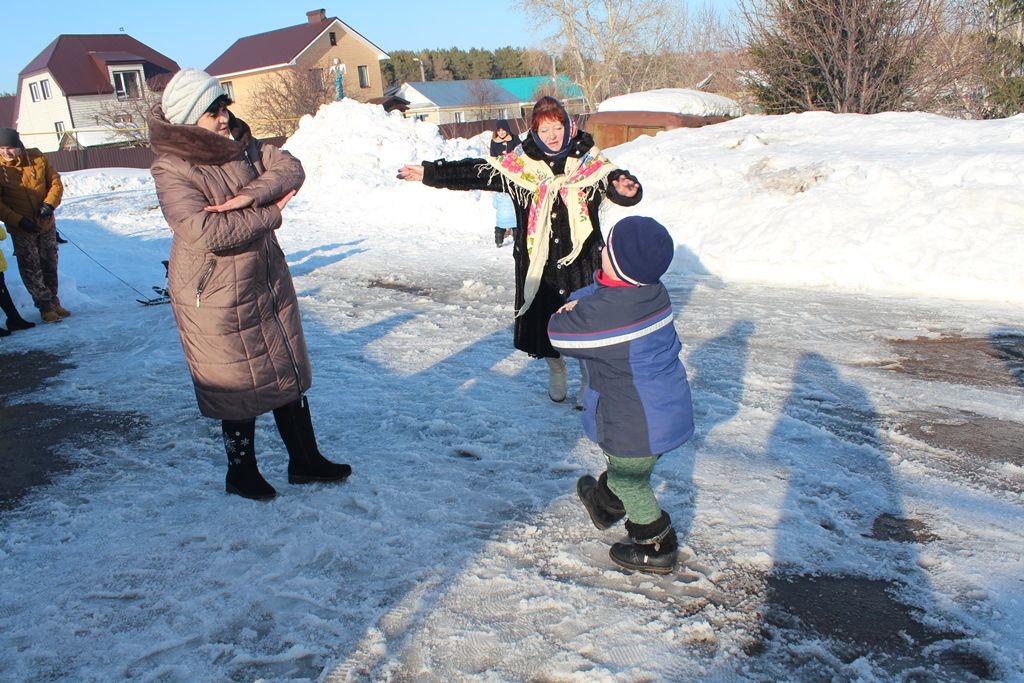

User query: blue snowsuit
[548,275,694,458]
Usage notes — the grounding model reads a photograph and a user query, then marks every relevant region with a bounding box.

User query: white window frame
[222,81,234,100]
[55,121,66,146]
[29,82,40,102]
[113,70,142,100]
[358,65,369,88]
[41,79,52,99]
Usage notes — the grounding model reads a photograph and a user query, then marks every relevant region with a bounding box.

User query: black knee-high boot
[0,273,35,333]
[273,396,352,484]
[223,418,276,501]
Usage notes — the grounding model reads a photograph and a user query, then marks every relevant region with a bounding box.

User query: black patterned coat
[422,131,642,357]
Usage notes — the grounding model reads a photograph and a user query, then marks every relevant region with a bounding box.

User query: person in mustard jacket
[0,128,66,323]
[0,217,36,336]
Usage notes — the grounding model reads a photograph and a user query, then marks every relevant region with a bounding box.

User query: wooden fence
[45,136,289,173]
[438,115,592,141]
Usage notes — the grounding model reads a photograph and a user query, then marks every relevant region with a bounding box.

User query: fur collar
[148,104,254,166]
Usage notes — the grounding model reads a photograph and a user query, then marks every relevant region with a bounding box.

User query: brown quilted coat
[148,105,311,420]
[0,148,63,236]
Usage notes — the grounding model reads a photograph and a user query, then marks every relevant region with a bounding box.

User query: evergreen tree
[985,0,1024,116]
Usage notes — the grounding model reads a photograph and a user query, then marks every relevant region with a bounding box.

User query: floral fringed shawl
[483,145,618,316]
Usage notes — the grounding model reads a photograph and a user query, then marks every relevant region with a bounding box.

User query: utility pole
[413,57,426,82]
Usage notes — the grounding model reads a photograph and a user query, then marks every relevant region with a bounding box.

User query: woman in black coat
[399,97,642,403]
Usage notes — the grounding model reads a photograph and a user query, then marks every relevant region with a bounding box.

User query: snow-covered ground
[1,100,1022,681]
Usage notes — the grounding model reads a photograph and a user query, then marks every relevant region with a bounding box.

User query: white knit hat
[162,69,226,125]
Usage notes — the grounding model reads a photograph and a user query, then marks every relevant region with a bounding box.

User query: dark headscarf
[528,111,573,159]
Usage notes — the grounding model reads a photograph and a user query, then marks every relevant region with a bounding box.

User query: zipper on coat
[243,148,256,174]
[265,241,304,389]
[195,259,216,308]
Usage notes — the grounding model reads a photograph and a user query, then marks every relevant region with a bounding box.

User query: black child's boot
[273,396,352,484]
[223,419,277,501]
[0,275,35,332]
[494,227,505,247]
[609,511,678,574]
[577,472,626,530]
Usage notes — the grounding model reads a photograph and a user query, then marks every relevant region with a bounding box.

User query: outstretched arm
[398,158,502,192]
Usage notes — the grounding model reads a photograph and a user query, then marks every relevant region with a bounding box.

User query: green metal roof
[493,75,583,101]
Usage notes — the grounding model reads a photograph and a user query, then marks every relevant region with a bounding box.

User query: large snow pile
[283,99,491,233]
[283,100,1024,304]
[46,101,1024,306]
[598,88,743,117]
[597,111,1024,303]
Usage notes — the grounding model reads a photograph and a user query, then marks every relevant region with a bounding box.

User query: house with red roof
[14,33,178,152]
[206,9,389,136]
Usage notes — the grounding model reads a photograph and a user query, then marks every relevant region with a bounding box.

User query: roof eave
[211,62,296,79]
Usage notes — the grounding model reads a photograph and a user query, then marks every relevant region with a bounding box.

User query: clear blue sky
[2,1,739,94]
[1,1,540,93]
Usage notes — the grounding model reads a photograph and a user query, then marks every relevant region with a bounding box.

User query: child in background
[489,120,518,247]
[548,216,694,574]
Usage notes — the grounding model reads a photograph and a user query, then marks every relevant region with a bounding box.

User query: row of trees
[90,0,1023,146]
[517,0,1024,118]
[382,47,551,83]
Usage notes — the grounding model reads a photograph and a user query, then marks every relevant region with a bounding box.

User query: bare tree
[740,0,950,114]
[247,67,339,137]
[94,89,162,146]
[466,79,510,120]
[519,0,689,110]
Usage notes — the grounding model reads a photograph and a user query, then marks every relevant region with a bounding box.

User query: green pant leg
[604,453,661,525]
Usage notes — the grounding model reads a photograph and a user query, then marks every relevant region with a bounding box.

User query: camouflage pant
[11,229,58,311]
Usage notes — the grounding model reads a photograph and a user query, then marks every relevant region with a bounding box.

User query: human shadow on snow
[286,240,367,278]
[987,325,1024,390]
[748,352,995,681]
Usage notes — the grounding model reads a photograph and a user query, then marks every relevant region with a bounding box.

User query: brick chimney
[306,9,327,23]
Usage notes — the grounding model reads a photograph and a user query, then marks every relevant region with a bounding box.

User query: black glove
[18,217,41,233]
[38,203,54,219]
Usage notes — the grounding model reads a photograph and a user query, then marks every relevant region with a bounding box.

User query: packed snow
[597,88,744,118]
[1,98,1022,681]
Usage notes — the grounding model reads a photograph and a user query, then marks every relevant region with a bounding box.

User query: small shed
[587,88,742,149]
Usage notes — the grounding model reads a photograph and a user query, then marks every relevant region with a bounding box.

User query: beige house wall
[217,23,385,137]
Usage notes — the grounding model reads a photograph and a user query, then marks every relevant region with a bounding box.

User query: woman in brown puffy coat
[148,69,350,501]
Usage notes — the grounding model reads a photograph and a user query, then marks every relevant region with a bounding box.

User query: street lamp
[412,57,426,82]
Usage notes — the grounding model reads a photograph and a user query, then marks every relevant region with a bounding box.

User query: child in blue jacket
[548,216,694,574]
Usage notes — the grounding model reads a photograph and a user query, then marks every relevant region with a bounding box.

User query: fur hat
[0,127,23,148]
[606,216,675,286]
[161,69,225,125]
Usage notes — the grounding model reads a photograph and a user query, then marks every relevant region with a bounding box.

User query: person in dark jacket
[398,97,642,404]
[148,68,350,501]
[548,216,694,574]
[489,120,518,247]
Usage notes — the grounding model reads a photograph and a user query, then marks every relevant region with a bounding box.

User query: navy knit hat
[606,216,674,286]
[0,127,23,148]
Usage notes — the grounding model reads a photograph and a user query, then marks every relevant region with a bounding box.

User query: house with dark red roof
[206,9,388,136]
[14,33,178,152]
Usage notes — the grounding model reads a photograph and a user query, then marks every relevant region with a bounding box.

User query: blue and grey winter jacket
[548,277,694,458]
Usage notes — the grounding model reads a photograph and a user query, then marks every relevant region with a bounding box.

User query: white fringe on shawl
[480,146,618,317]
